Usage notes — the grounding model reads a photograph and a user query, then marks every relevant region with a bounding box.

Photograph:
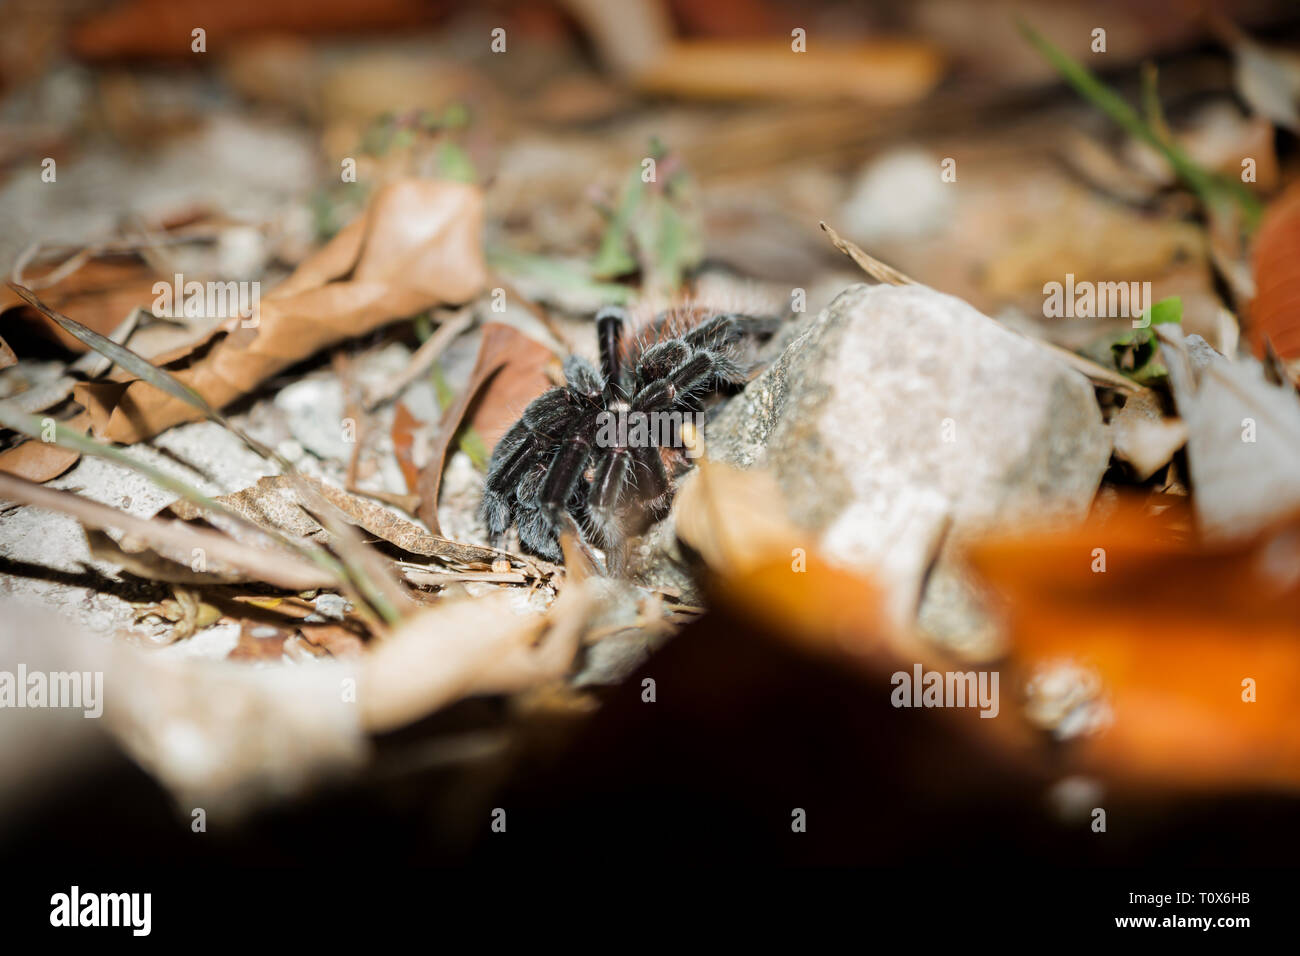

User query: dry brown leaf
[0,335,15,370]
[299,622,366,659]
[0,410,91,482]
[0,256,159,354]
[635,39,944,104]
[1250,180,1300,359]
[390,400,423,499]
[967,498,1300,789]
[417,321,556,533]
[229,621,292,661]
[468,326,557,451]
[71,0,441,59]
[72,179,487,443]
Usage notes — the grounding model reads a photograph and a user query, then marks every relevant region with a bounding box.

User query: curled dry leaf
[417,321,556,533]
[0,336,15,370]
[0,255,160,354]
[72,179,487,443]
[966,498,1300,790]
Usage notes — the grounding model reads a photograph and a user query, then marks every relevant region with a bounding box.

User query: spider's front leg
[480,386,573,545]
[595,306,629,400]
[588,445,632,573]
[537,409,604,568]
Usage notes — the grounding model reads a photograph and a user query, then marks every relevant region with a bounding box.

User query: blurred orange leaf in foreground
[967,498,1300,790]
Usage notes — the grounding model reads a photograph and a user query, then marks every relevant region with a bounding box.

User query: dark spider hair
[479,305,757,570]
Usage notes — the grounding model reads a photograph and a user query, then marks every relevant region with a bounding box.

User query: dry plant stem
[402,569,527,586]
[10,231,226,288]
[0,472,334,591]
[364,306,476,412]
[820,221,918,285]
[291,478,414,626]
[8,282,295,469]
[334,352,365,492]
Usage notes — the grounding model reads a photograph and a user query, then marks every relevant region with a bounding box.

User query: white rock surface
[708,283,1112,655]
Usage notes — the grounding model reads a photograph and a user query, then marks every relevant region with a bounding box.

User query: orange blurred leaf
[967,498,1300,789]
[1251,181,1300,358]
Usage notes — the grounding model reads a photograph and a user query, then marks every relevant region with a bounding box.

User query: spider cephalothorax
[479,305,751,569]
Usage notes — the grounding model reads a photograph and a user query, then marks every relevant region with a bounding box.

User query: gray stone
[706,283,1111,655]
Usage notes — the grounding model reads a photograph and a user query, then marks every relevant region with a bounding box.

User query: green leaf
[1148,295,1183,326]
[486,247,634,305]
[1108,296,1183,383]
[434,141,477,184]
[591,165,644,279]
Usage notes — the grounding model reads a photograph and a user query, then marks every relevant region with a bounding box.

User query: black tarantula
[480,305,759,570]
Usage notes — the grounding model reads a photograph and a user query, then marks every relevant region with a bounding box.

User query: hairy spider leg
[683,313,742,350]
[480,386,578,541]
[631,340,690,394]
[537,407,601,527]
[595,306,628,401]
[562,354,603,399]
[629,443,669,502]
[630,349,719,413]
[586,445,633,571]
